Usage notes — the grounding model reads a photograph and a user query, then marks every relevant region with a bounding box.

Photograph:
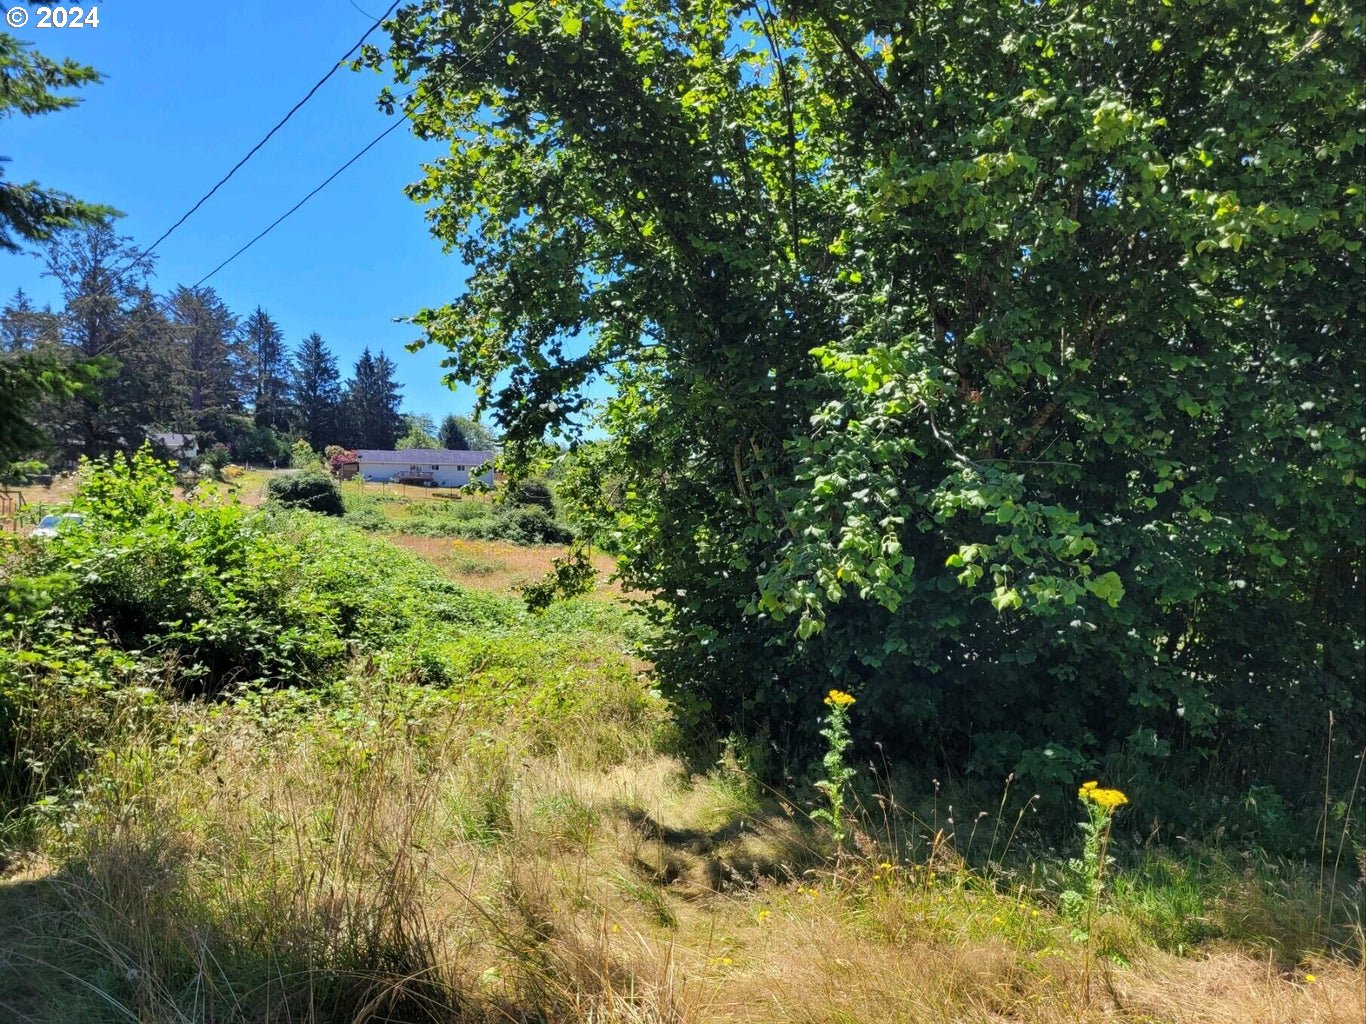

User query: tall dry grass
[1,673,1361,1023]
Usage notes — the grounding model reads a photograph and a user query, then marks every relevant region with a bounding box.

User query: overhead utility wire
[134,0,403,262]
[193,1,542,288]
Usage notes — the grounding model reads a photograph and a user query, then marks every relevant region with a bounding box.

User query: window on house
[431,464,440,470]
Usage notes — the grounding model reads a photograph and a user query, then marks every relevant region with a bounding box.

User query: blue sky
[1,0,490,423]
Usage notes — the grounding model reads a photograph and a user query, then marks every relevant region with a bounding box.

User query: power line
[193,1,543,288]
[135,0,403,262]
[193,112,411,287]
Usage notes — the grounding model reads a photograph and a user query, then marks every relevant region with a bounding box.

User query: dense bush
[0,451,539,814]
[352,492,576,545]
[366,0,1365,819]
[266,470,345,516]
[506,476,555,511]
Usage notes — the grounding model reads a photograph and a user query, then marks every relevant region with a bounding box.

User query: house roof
[148,431,196,449]
[354,448,496,466]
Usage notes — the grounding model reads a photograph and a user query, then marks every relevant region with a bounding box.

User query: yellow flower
[1079,782,1129,810]
[755,908,771,922]
[825,689,856,707]
[1304,973,1317,984]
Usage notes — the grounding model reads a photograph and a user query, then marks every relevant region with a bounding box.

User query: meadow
[0,456,1361,1023]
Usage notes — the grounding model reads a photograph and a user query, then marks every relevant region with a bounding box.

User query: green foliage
[520,547,597,612]
[290,438,319,468]
[505,475,554,511]
[396,412,440,451]
[0,352,109,476]
[0,34,112,251]
[265,470,345,516]
[367,494,575,545]
[438,413,498,452]
[363,0,1365,809]
[810,691,857,846]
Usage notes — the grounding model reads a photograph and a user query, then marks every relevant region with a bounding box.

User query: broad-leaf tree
[364,0,1364,805]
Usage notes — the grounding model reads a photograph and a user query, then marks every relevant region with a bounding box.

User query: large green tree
[291,331,343,449]
[343,348,404,449]
[0,32,110,251]
[365,0,1364,803]
[0,32,112,471]
[241,306,292,430]
[41,226,161,457]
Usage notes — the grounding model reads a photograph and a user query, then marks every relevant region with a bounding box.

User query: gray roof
[354,448,496,466]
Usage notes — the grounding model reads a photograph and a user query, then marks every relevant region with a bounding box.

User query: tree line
[2,223,493,472]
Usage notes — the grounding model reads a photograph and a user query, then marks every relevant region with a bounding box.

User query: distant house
[147,431,199,461]
[354,448,496,488]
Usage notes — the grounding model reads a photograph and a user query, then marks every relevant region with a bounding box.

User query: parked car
[31,512,85,539]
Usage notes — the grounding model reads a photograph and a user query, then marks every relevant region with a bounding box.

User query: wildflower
[1079,782,1128,810]
[756,908,771,922]
[1305,973,1317,984]
[825,689,856,707]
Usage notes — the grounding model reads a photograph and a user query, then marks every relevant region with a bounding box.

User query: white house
[354,448,496,488]
[147,431,199,460]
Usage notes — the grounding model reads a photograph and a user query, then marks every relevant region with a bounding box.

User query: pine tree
[0,288,61,352]
[0,34,110,252]
[166,285,241,433]
[438,413,498,451]
[41,225,157,456]
[344,348,404,449]
[291,331,342,450]
[241,306,291,429]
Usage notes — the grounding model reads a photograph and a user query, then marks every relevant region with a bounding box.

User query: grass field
[1,465,1362,1023]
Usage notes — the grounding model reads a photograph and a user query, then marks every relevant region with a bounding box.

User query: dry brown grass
[388,532,623,597]
[2,674,1361,1024]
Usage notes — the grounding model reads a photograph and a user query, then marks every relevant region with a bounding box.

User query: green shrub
[506,476,555,511]
[265,471,345,516]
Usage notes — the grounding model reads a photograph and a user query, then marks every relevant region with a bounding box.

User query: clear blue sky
[1,0,491,424]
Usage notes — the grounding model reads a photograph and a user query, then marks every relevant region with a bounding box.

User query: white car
[31,512,85,539]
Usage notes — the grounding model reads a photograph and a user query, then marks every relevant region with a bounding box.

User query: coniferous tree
[344,348,404,449]
[241,306,291,429]
[166,285,241,432]
[291,331,343,449]
[41,225,156,456]
[122,287,186,431]
[0,34,110,252]
[438,413,498,451]
[0,288,61,351]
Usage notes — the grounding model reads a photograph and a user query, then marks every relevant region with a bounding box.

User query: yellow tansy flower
[1079,782,1129,810]
[825,689,856,707]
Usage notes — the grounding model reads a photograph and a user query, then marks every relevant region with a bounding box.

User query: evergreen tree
[41,225,157,456]
[166,285,241,432]
[438,413,498,451]
[344,348,404,449]
[241,306,291,429]
[0,34,110,251]
[121,287,186,431]
[0,288,61,351]
[291,331,342,450]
